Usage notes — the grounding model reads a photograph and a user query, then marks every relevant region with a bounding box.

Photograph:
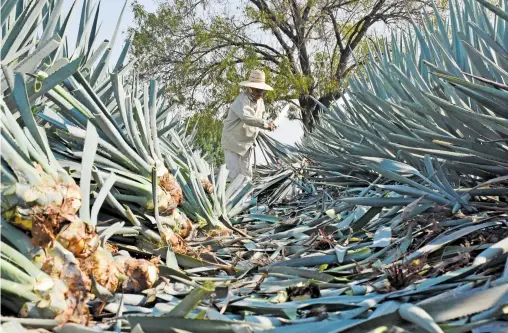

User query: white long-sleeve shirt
[221,91,269,156]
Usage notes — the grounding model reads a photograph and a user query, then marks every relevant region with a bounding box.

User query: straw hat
[239,69,273,91]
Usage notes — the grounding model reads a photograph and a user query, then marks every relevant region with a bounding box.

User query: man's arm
[232,103,270,129]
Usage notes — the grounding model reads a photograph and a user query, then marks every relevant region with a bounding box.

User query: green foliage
[130,0,434,133]
[186,113,224,166]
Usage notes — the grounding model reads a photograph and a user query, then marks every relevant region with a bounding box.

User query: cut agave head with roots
[20,246,91,325]
[56,219,99,258]
[162,231,189,254]
[79,247,124,293]
[159,208,193,239]
[199,173,214,194]
[41,245,92,294]
[145,186,179,214]
[114,256,160,293]
[37,250,92,324]
[20,285,91,325]
[2,165,82,248]
[158,171,183,206]
[19,279,68,320]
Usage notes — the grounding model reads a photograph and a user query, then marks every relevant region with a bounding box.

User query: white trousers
[224,149,252,181]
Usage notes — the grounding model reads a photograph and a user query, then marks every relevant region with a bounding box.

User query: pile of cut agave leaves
[1,0,507,332]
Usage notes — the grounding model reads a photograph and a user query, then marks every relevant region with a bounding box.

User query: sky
[62,0,158,62]
[60,0,331,165]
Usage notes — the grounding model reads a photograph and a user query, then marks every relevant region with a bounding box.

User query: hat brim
[239,81,273,91]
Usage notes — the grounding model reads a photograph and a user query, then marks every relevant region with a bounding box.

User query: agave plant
[2,0,204,251]
[296,0,508,217]
[1,84,161,322]
[301,0,508,184]
[1,220,92,325]
[1,84,99,255]
[13,0,257,244]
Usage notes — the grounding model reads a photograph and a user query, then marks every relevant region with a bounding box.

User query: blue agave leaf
[77,0,89,43]
[0,0,19,26]
[113,35,133,73]
[73,1,98,60]
[29,56,83,102]
[82,39,108,73]
[39,0,64,45]
[460,38,497,80]
[10,72,47,154]
[431,0,452,51]
[89,47,110,87]
[96,0,128,84]
[449,0,464,69]
[467,21,508,69]
[475,0,508,23]
[0,0,33,60]
[84,0,101,62]
[504,0,508,50]
[55,0,78,57]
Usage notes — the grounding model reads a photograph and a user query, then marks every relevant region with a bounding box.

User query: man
[221,69,276,181]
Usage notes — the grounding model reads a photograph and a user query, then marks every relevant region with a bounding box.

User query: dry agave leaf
[286,283,321,301]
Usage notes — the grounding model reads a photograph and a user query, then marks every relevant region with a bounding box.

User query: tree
[186,113,225,166]
[130,0,434,133]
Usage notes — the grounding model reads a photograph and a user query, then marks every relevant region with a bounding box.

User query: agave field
[1,0,508,332]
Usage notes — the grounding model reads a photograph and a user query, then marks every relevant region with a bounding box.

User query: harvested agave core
[56,220,99,258]
[159,172,183,205]
[199,174,214,194]
[159,208,193,239]
[2,165,82,248]
[80,247,123,293]
[146,187,179,214]
[39,247,92,325]
[114,256,160,293]
[42,247,91,293]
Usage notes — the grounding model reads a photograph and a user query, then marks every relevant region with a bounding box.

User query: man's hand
[267,123,276,131]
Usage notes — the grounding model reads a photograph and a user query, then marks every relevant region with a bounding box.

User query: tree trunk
[299,92,341,135]
[301,109,313,134]
[299,95,315,134]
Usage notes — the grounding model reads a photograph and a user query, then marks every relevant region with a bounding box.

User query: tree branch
[328,10,344,53]
[289,0,312,78]
[246,7,298,73]
[249,0,296,42]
